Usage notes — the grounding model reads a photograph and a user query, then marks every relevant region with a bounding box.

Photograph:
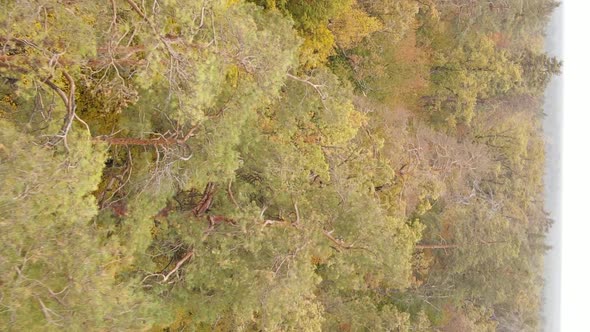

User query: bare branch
[193,182,216,217]
[294,202,300,225]
[227,179,242,210]
[162,250,194,282]
[42,77,68,109]
[73,113,91,136]
[259,205,268,220]
[322,229,375,254]
[93,124,198,147]
[124,0,177,57]
[37,298,63,327]
[41,71,78,150]
[286,73,326,100]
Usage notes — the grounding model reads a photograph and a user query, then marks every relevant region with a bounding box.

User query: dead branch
[262,202,302,229]
[124,0,177,57]
[92,124,198,146]
[193,182,216,217]
[37,297,63,327]
[93,136,179,146]
[263,219,295,228]
[293,202,300,225]
[42,70,78,150]
[322,230,352,251]
[286,73,326,100]
[227,179,242,210]
[322,229,375,254]
[259,205,268,220]
[272,243,307,277]
[162,250,194,282]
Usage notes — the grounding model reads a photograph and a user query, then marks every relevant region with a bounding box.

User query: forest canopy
[0,0,560,330]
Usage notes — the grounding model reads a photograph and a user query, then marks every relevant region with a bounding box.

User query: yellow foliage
[225,64,240,88]
[299,25,335,70]
[331,5,383,49]
[260,0,278,9]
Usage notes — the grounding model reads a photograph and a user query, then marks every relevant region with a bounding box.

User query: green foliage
[0,122,165,330]
[426,34,524,125]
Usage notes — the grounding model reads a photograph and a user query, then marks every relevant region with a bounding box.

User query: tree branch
[124,0,177,57]
[322,230,375,254]
[286,73,326,100]
[42,71,78,150]
[162,250,194,282]
[92,125,198,146]
[193,182,216,217]
[227,179,242,210]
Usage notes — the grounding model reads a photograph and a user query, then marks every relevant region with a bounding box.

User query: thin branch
[322,230,375,254]
[259,205,268,220]
[93,124,198,146]
[73,113,91,136]
[124,0,152,27]
[177,125,199,144]
[37,298,63,327]
[109,0,117,31]
[162,250,194,282]
[93,136,177,146]
[227,179,242,210]
[293,202,300,225]
[210,10,217,48]
[322,230,349,251]
[263,219,294,228]
[124,0,176,56]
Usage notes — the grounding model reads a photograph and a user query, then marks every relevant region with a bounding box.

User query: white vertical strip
[561,1,590,331]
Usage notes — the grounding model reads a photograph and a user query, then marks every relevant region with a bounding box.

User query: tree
[0,121,166,330]
[425,34,524,125]
[330,4,383,49]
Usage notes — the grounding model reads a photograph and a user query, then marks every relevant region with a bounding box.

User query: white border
[561,1,590,331]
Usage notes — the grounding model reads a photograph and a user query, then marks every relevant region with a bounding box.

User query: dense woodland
[0,0,561,330]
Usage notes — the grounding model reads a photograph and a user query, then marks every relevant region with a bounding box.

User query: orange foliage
[377,27,430,109]
[488,31,511,49]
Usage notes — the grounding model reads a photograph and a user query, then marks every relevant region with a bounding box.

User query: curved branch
[42,71,77,150]
[227,179,242,210]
